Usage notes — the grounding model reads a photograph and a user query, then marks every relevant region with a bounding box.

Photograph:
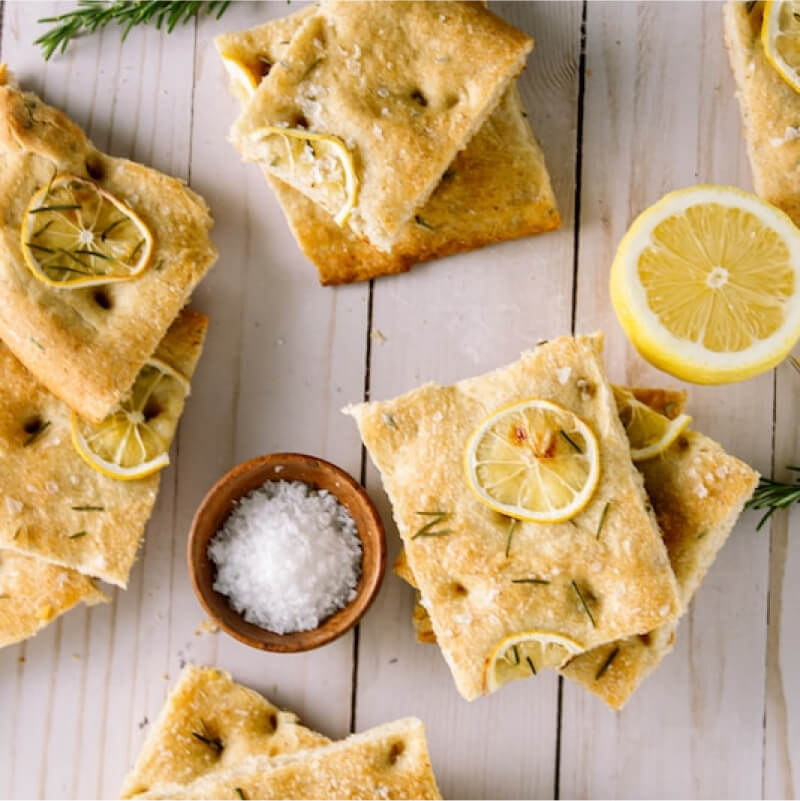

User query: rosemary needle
[35,1,232,61]
[504,518,518,558]
[746,466,800,531]
[594,646,619,680]
[571,580,596,628]
[596,501,610,539]
[559,429,583,453]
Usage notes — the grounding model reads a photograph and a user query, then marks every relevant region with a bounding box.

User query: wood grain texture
[0,2,795,799]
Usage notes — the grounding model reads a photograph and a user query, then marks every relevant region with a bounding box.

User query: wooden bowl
[188,452,386,652]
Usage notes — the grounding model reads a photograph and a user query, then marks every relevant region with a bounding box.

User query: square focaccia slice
[0,309,207,587]
[346,334,680,700]
[396,388,759,707]
[230,1,534,251]
[121,665,330,798]
[724,2,800,225]
[216,11,559,284]
[0,67,216,423]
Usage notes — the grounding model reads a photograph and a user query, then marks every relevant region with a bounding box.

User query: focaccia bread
[724,1,800,224]
[136,717,441,800]
[396,388,758,708]
[0,68,217,423]
[346,334,680,700]
[0,309,207,587]
[560,426,758,707]
[217,12,559,284]
[121,665,329,798]
[230,1,534,251]
[0,550,107,648]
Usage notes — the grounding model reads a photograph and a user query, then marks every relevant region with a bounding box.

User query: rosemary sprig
[571,580,596,628]
[596,501,610,539]
[504,518,517,558]
[23,420,51,447]
[192,719,223,753]
[35,1,232,61]
[412,511,452,539]
[746,467,800,531]
[559,429,583,453]
[511,578,550,585]
[594,646,619,680]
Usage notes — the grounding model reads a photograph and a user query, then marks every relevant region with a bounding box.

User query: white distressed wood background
[0,2,797,799]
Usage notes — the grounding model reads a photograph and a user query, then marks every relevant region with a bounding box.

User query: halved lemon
[464,399,600,523]
[21,174,154,289]
[613,387,692,461]
[71,358,189,481]
[763,0,800,94]
[610,185,800,384]
[249,126,358,225]
[484,630,584,694]
[220,52,271,100]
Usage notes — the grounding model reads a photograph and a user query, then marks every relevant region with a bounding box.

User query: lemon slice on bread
[72,358,189,481]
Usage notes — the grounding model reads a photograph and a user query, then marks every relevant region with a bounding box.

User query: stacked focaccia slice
[724,1,800,225]
[217,2,560,284]
[121,665,442,800]
[347,335,758,706]
[0,68,217,647]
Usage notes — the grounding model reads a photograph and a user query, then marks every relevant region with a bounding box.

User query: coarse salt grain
[208,480,362,634]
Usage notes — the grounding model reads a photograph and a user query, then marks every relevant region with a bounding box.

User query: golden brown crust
[346,335,680,700]
[231,1,533,251]
[0,309,208,587]
[0,550,107,648]
[136,716,442,800]
[723,1,800,225]
[121,665,330,798]
[0,71,217,422]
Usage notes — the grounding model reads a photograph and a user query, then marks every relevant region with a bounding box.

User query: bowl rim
[187,451,386,653]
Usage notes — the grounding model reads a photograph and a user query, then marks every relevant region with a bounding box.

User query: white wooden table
[0,2,798,798]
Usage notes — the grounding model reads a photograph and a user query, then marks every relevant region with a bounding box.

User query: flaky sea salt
[208,480,362,634]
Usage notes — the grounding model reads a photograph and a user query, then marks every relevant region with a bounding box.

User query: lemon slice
[250,126,358,225]
[613,387,692,461]
[21,174,154,289]
[220,52,271,99]
[71,358,190,481]
[763,0,800,93]
[610,185,800,384]
[464,399,600,523]
[484,630,584,694]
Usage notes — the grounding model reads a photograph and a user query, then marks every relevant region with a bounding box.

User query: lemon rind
[762,0,800,95]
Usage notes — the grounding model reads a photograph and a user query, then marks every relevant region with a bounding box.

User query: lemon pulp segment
[71,358,189,481]
[465,399,600,523]
[21,174,153,288]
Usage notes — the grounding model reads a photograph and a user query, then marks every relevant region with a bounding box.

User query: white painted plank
[560,3,771,798]
[355,3,582,799]
[764,366,800,798]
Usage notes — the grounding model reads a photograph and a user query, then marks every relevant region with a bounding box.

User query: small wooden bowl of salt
[188,452,386,652]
